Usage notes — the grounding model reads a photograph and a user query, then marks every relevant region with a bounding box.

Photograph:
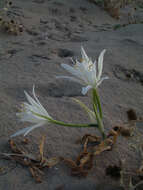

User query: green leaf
[72,98,96,123]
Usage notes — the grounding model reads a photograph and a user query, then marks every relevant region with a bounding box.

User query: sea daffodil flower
[11,86,52,137]
[57,47,108,95]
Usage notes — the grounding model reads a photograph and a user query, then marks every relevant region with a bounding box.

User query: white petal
[81,46,89,62]
[93,60,97,77]
[32,85,51,117]
[23,103,45,119]
[81,85,92,95]
[32,85,42,106]
[97,76,109,87]
[24,91,39,108]
[17,112,42,123]
[24,123,44,136]
[61,64,79,77]
[10,123,44,138]
[10,127,32,138]
[97,49,106,80]
[61,64,85,82]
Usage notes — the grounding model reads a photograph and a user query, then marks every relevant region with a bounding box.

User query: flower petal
[32,85,51,117]
[97,76,109,87]
[24,123,44,136]
[16,112,43,123]
[24,90,40,108]
[10,123,44,138]
[61,64,79,77]
[97,49,106,80]
[81,46,89,62]
[60,64,86,82]
[81,85,92,95]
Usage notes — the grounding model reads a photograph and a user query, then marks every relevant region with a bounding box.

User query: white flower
[57,47,108,95]
[11,85,52,137]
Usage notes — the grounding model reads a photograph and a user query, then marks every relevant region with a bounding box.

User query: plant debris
[0,136,60,183]
[62,128,122,177]
[66,120,137,177]
[0,1,23,35]
[0,118,141,181]
[88,0,138,21]
[62,151,94,177]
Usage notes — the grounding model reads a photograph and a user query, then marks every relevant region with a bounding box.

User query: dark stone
[57,49,74,58]
[127,109,138,121]
[106,165,121,179]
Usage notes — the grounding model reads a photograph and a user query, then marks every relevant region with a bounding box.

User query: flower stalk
[33,112,98,128]
[92,89,106,139]
[92,88,103,119]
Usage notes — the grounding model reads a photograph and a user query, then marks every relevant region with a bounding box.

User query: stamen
[88,64,93,70]
[20,103,26,112]
[80,58,84,62]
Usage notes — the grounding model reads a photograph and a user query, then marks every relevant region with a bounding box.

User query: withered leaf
[81,134,101,152]
[29,166,43,183]
[76,152,93,168]
[9,140,25,154]
[63,150,94,177]
[62,158,77,169]
[94,139,113,156]
[81,134,101,144]
[39,135,45,162]
[42,157,60,168]
[21,138,29,144]
[71,167,88,177]
[1,138,62,182]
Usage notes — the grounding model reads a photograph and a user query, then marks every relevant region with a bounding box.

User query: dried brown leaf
[63,150,94,177]
[76,152,91,167]
[9,140,24,154]
[71,167,88,177]
[2,139,63,182]
[29,167,43,183]
[39,135,45,162]
[0,152,38,162]
[21,138,29,144]
[81,134,101,152]
[42,157,60,168]
[62,158,77,169]
[81,134,101,144]
[94,139,113,156]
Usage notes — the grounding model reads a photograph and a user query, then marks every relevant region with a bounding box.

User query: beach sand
[0,0,143,189]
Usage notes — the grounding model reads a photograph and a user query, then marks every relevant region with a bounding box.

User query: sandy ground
[0,0,143,189]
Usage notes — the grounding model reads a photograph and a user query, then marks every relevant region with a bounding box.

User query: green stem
[49,118,98,128]
[92,88,103,119]
[93,103,106,139]
[33,112,98,128]
[92,89,106,139]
